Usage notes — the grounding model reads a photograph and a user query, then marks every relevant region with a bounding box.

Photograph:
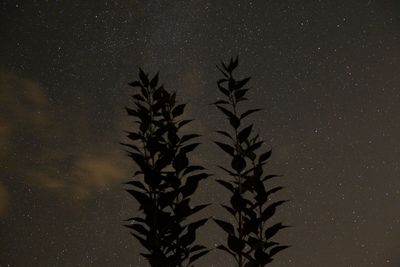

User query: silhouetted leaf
[259,150,272,163]
[222,204,237,216]
[213,99,229,105]
[262,201,287,221]
[182,165,205,176]
[264,223,289,240]
[246,141,263,153]
[124,181,147,191]
[254,248,272,265]
[216,179,235,192]
[262,174,282,182]
[132,94,145,101]
[178,119,193,128]
[236,77,251,89]
[216,130,233,139]
[125,107,138,116]
[216,245,236,257]
[227,235,245,253]
[128,80,142,87]
[231,192,247,211]
[217,165,236,176]
[216,64,229,78]
[139,68,149,86]
[190,245,207,252]
[173,153,189,172]
[180,143,200,154]
[214,219,235,235]
[238,125,253,143]
[150,72,159,88]
[125,223,148,236]
[231,155,246,173]
[229,116,241,129]
[131,232,152,251]
[269,245,290,257]
[216,105,235,119]
[240,109,262,120]
[234,88,248,99]
[172,104,186,117]
[214,141,235,156]
[188,250,209,264]
[180,134,200,143]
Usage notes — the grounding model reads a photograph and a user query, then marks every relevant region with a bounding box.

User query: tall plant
[123,69,210,267]
[213,57,289,267]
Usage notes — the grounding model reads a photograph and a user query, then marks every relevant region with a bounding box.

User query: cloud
[0,72,130,201]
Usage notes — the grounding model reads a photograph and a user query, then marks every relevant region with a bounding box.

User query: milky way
[1,1,400,266]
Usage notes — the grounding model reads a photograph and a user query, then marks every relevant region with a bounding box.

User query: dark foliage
[213,58,289,267]
[123,69,210,267]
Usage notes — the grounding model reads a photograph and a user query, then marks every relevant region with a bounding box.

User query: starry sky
[1,0,400,266]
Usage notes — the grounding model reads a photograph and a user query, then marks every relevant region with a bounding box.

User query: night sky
[1,1,400,266]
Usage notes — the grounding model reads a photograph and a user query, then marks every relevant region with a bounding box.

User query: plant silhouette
[212,57,289,267]
[123,69,210,267]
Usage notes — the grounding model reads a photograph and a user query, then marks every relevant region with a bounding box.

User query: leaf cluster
[123,69,210,267]
[213,58,289,267]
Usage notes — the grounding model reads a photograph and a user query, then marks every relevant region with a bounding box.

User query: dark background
[1,0,400,266]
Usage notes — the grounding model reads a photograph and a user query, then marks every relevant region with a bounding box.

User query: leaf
[216,245,236,257]
[234,88,248,99]
[259,150,272,163]
[125,107,138,116]
[131,232,152,251]
[128,80,142,87]
[124,181,147,192]
[266,186,284,198]
[229,116,240,129]
[264,223,289,240]
[180,134,200,144]
[240,109,262,120]
[222,204,237,216]
[217,165,236,176]
[230,192,247,211]
[231,155,246,173]
[181,173,209,197]
[254,248,272,265]
[150,72,159,88]
[216,64,229,78]
[139,68,149,86]
[132,94,145,101]
[178,119,193,128]
[262,174,282,182]
[216,179,235,192]
[180,143,200,154]
[269,245,290,257]
[216,105,235,119]
[238,125,253,143]
[214,141,235,156]
[214,219,235,235]
[172,104,186,117]
[262,200,287,221]
[246,141,263,154]
[216,130,233,139]
[188,250,209,264]
[125,223,148,236]
[190,245,207,252]
[236,77,251,89]
[173,153,189,172]
[212,99,229,105]
[182,165,205,176]
[218,84,230,97]
[189,204,210,215]
[227,235,245,253]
